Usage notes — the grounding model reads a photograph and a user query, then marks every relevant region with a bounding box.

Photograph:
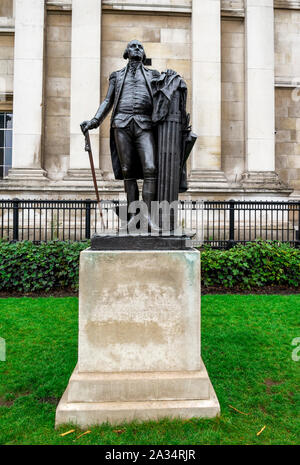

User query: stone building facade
[0,0,300,201]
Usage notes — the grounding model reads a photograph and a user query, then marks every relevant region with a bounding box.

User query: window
[0,112,13,178]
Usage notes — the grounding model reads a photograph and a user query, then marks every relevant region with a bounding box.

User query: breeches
[114,121,157,180]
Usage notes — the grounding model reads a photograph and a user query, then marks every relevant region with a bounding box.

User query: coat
[93,64,160,180]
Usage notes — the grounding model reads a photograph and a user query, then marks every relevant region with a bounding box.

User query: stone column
[67,0,102,178]
[13,0,17,17]
[8,0,47,180]
[242,0,282,189]
[189,0,227,189]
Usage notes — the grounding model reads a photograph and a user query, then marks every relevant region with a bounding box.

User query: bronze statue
[81,39,196,233]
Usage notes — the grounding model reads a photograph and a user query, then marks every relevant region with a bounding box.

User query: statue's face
[127,40,144,62]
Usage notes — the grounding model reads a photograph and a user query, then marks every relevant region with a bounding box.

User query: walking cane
[84,131,105,231]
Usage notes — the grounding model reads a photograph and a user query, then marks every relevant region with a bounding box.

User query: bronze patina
[81,39,196,233]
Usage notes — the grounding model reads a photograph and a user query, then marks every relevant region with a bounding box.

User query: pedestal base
[56,363,220,427]
[91,233,194,251]
[55,247,220,427]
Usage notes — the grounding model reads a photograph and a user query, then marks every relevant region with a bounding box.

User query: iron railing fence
[0,199,300,248]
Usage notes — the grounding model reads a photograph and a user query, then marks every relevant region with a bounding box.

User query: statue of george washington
[81,39,196,232]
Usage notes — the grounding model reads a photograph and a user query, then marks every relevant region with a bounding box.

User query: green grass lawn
[0,295,299,445]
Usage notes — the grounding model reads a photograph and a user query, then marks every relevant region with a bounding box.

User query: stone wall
[100,11,191,178]
[0,35,14,98]
[275,9,300,191]
[1,0,300,198]
[103,0,191,10]
[275,9,300,80]
[221,19,245,182]
[44,12,71,180]
[275,89,300,191]
[274,1,300,8]
[0,0,13,18]
[222,0,244,9]
[102,0,245,11]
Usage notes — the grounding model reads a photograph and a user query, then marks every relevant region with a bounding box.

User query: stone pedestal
[55,248,220,427]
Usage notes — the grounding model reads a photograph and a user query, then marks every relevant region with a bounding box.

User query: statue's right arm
[80,72,116,134]
[93,71,116,125]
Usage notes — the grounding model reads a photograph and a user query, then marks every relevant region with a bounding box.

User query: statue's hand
[80,118,99,135]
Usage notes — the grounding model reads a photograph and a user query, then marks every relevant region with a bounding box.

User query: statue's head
[123,40,146,64]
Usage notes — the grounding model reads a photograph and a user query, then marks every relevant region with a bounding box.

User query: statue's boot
[142,178,161,234]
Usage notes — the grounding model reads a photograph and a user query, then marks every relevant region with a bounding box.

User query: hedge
[201,241,300,289]
[0,240,89,293]
[0,240,299,293]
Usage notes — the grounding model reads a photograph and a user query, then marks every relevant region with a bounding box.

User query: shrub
[201,241,300,289]
[0,240,89,293]
[0,240,299,293]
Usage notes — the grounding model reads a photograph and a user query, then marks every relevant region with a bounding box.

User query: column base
[241,171,290,192]
[7,168,48,181]
[55,364,220,427]
[188,170,229,190]
[64,169,103,181]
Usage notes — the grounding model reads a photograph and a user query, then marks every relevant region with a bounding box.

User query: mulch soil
[0,286,299,298]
